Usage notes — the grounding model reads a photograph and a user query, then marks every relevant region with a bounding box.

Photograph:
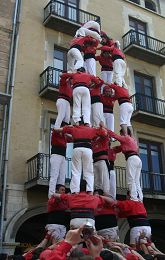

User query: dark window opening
[145,0,156,12]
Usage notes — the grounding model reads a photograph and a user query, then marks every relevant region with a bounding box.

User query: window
[129,0,140,4]
[134,72,155,112]
[53,47,67,85]
[145,0,156,12]
[129,17,147,47]
[52,0,79,22]
[139,140,164,192]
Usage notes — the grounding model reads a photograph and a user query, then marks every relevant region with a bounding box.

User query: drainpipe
[0,0,22,250]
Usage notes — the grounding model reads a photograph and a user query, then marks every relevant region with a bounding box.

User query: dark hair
[69,247,85,259]
[143,254,154,260]
[56,184,65,191]
[61,121,69,127]
[77,67,85,72]
[94,189,103,195]
[80,179,87,192]
[100,249,114,260]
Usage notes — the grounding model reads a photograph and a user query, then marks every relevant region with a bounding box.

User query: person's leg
[81,87,91,125]
[57,156,67,186]
[48,154,64,198]
[107,71,113,84]
[121,59,126,87]
[126,103,134,136]
[70,148,82,193]
[113,59,123,87]
[109,170,116,199]
[63,100,71,124]
[94,161,103,191]
[72,87,82,124]
[104,113,114,131]
[84,58,96,76]
[82,148,94,192]
[67,48,76,72]
[101,71,108,83]
[119,103,129,135]
[126,156,139,201]
[54,99,68,128]
[92,102,105,127]
[135,157,143,202]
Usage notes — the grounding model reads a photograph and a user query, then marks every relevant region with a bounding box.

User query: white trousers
[72,86,91,124]
[101,71,113,84]
[113,59,126,87]
[48,154,67,198]
[109,170,116,199]
[46,224,66,241]
[70,147,94,193]
[70,218,95,229]
[130,226,151,245]
[119,102,133,126]
[126,155,143,201]
[97,226,119,241]
[104,113,114,131]
[94,160,110,194]
[67,48,84,72]
[84,58,96,76]
[91,102,105,127]
[54,98,71,128]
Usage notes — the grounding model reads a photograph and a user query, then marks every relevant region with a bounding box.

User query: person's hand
[86,235,103,258]
[64,226,84,246]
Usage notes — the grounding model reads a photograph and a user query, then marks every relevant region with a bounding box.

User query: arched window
[129,0,140,4]
[145,0,156,12]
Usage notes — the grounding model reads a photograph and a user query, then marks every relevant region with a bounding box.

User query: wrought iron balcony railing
[44,0,100,26]
[26,153,165,195]
[131,93,165,117]
[122,30,165,65]
[40,66,62,93]
[123,30,165,55]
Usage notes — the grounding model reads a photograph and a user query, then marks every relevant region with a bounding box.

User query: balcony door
[139,140,164,193]
[129,17,147,47]
[52,0,79,22]
[53,48,67,86]
[134,72,154,113]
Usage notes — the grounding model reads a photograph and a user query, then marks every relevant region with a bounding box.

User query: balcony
[43,0,100,36]
[122,30,165,66]
[25,153,165,197]
[131,93,165,128]
[39,66,62,101]
[0,92,11,105]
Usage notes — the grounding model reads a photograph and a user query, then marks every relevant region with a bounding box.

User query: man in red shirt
[96,45,113,84]
[100,85,116,132]
[54,73,72,128]
[53,179,106,229]
[82,36,99,76]
[62,68,102,125]
[92,135,110,195]
[108,128,143,202]
[109,41,126,87]
[108,83,133,136]
[48,126,67,198]
[55,123,107,193]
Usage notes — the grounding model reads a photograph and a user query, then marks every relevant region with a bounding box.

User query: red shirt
[110,84,131,105]
[92,135,109,161]
[96,55,113,71]
[100,94,116,113]
[108,147,121,161]
[117,200,147,218]
[109,45,125,60]
[58,75,73,101]
[62,72,101,89]
[70,36,89,49]
[82,37,99,55]
[63,125,107,141]
[60,192,105,209]
[51,130,66,148]
[90,77,103,98]
[107,131,139,156]
[47,196,68,213]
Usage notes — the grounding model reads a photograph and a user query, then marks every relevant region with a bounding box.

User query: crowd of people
[3,20,165,260]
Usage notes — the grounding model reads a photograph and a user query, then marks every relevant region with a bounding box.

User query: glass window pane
[144,78,152,87]
[54,59,63,70]
[151,145,158,150]
[151,151,160,173]
[145,87,152,96]
[54,50,64,60]
[139,143,147,148]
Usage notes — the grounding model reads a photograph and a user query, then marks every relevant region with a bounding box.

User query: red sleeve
[116,201,131,217]
[60,194,69,201]
[97,127,107,138]
[95,55,101,61]
[46,240,72,260]
[108,130,125,143]
[62,125,74,135]
[113,146,122,154]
